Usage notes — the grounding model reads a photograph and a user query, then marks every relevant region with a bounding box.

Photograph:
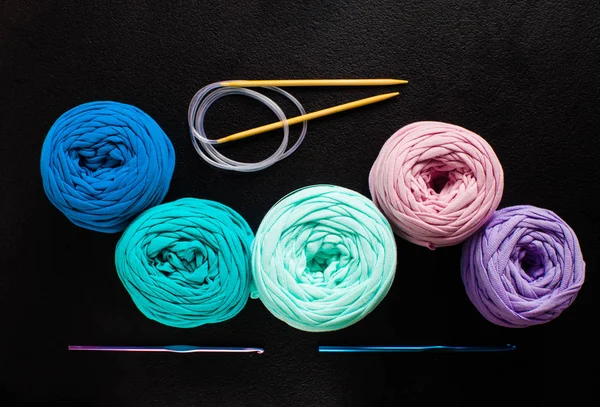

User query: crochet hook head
[68,345,264,354]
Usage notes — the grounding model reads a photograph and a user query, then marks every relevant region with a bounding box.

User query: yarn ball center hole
[308,246,341,274]
[429,171,450,194]
[74,141,126,172]
[303,233,350,285]
[151,239,216,284]
[520,249,545,279]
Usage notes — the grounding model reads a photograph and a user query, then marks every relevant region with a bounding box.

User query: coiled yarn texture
[251,185,397,332]
[461,205,585,328]
[369,121,503,249]
[41,101,175,233]
[115,198,254,328]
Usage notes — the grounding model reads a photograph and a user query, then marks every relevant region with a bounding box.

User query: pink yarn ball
[369,121,504,249]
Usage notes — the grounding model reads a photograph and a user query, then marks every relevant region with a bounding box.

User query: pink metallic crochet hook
[68,345,264,354]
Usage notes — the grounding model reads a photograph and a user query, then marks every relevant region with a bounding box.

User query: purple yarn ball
[461,205,585,328]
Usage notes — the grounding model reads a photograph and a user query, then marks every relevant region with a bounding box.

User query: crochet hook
[217,92,399,144]
[319,345,515,353]
[68,345,264,354]
[221,79,408,87]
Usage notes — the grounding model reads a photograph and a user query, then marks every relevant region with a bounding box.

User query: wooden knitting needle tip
[220,79,408,87]
[217,92,399,144]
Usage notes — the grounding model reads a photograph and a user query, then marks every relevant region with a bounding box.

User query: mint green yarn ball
[251,185,397,332]
[115,198,253,328]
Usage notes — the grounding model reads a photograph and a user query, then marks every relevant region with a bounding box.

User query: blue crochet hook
[69,345,264,354]
[319,345,515,353]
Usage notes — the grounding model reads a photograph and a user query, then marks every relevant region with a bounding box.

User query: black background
[1,0,599,404]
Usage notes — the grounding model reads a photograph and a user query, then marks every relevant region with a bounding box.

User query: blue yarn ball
[40,101,175,233]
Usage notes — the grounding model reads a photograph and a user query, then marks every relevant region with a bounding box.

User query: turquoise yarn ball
[115,198,253,328]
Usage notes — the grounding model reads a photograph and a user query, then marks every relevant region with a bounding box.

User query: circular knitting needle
[220,79,408,87]
[217,92,399,144]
